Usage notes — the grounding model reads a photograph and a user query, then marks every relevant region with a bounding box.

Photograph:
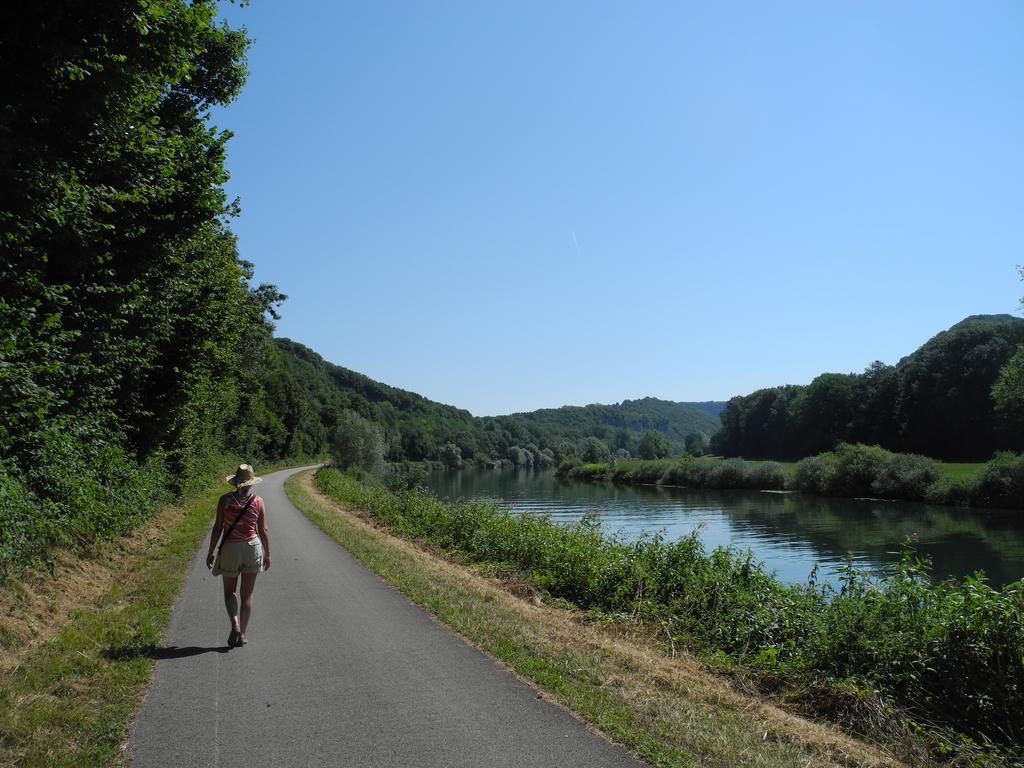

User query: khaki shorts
[213,538,263,576]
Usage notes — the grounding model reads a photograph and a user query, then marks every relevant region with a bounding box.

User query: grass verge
[285,470,903,768]
[0,484,221,767]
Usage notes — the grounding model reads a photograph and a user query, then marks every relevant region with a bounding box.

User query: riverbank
[286,469,903,768]
[298,467,1023,766]
[558,444,1022,509]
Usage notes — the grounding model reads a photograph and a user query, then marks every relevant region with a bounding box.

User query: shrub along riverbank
[558,443,1024,509]
[315,466,1023,763]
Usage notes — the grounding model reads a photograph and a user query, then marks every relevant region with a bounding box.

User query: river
[426,468,1024,588]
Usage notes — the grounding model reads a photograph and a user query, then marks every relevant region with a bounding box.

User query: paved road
[129,467,645,767]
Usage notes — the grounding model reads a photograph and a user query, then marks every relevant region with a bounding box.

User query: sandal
[238,634,248,646]
[228,628,240,647]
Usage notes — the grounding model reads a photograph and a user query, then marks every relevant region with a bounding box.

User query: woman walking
[206,464,272,647]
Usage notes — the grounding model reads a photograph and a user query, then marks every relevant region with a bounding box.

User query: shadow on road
[104,644,231,661]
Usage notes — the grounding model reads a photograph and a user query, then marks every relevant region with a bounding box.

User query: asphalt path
[129,466,645,767]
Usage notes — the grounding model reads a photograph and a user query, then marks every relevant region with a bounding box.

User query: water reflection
[427,468,1024,588]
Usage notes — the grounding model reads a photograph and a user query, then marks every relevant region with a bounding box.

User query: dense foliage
[0,2,286,570]
[264,339,721,469]
[713,315,1024,461]
[316,467,1024,760]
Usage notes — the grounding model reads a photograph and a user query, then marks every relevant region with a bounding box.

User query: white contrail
[572,231,580,253]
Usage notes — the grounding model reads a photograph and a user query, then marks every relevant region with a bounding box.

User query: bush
[870,452,942,500]
[820,444,890,496]
[554,458,581,478]
[714,458,748,488]
[922,475,970,506]
[747,461,786,490]
[383,461,430,492]
[792,455,830,493]
[793,444,941,501]
[970,452,1024,508]
[0,471,47,569]
[2,429,174,573]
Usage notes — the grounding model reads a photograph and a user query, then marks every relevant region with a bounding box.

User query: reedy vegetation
[316,467,1023,762]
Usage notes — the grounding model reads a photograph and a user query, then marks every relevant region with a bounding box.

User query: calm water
[427,468,1024,588]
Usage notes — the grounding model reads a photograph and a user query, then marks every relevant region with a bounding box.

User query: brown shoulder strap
[218,496,254,553]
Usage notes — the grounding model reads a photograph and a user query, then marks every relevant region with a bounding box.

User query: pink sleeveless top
[221,493,264,542]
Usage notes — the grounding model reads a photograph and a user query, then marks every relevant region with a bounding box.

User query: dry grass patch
[291,471,905,768]
[0,512,184,680]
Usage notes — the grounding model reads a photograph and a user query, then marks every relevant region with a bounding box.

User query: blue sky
[216,1,1024,416]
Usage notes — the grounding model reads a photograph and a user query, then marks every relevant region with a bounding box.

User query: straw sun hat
[226,463,263,488]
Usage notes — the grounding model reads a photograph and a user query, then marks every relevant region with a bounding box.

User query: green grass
[285,470,898,768]
[938,463,987,482]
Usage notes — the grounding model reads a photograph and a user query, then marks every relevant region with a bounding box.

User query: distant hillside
[270,338,476,461]
[267,339,719,465]
[680,401,728,418]
[897,314,1023,367]
[508,397,721,453]
[713,314,1024,461]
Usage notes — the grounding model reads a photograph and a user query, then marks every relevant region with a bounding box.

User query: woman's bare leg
[222,575,240,631]
[239,572,258,638]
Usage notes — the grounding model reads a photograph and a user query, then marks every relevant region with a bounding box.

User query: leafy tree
[0,2,303,569]
[0,2,263,465]
[439,442,463,470]
[685,431,709,457]
[331,411,384,474]
[508,445,533,467]
[555,440,577,463]
[578,436,610,463]
[993,350,1024,431]
[637,431,671,459]
[610,428,632,452]
[453,430,478,460]
[536,448,556,468]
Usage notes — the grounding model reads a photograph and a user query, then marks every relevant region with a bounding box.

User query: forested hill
[680,401,728,418]
[264,339,721,466]
[509,398,721,449]
[897,314,1020,366]
[712,314,1024,461]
